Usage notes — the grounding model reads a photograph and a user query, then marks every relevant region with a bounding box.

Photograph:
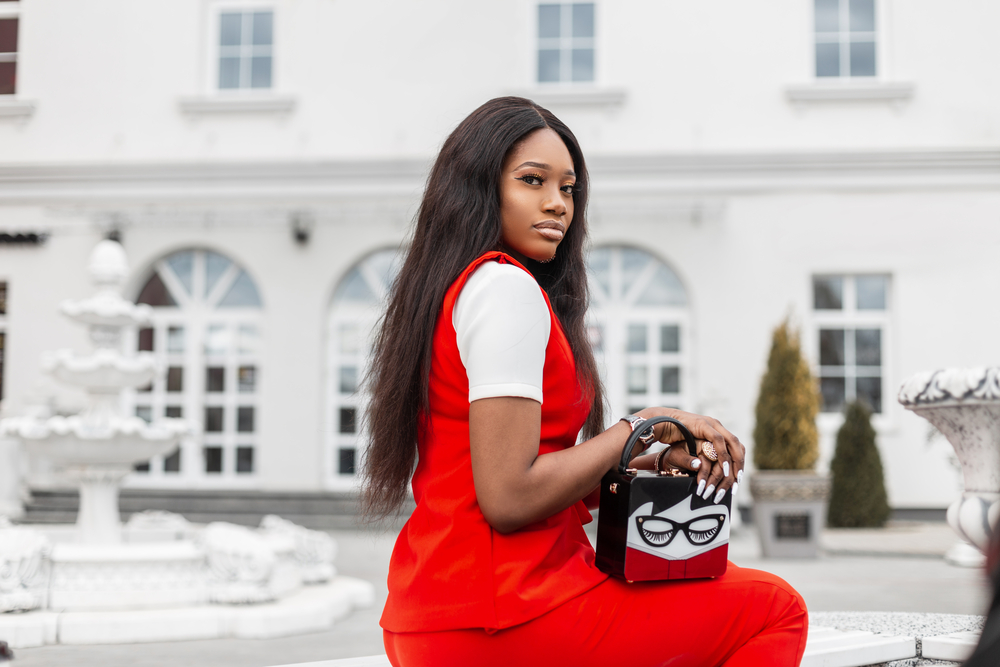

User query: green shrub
[827,401,891,528]
[752,320,820,471]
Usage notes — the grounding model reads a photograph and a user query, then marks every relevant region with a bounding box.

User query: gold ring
[701,441,719,462]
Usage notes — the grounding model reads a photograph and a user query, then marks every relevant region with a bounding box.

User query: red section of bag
[623,545,728,581]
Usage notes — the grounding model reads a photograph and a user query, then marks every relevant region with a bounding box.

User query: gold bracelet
[654,446,671,473]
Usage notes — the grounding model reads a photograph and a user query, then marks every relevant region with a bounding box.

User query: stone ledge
[0,575,374,649]
[261,612,984,667]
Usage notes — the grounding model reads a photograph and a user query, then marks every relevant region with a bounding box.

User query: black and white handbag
[595,416,732,581]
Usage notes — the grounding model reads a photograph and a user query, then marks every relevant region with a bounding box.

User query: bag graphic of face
[627,496,730,561]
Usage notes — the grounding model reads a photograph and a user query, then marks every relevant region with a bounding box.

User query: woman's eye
[560,184,575,195]
[518,174,543,186]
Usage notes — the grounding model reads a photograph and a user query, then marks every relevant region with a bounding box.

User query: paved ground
[9,521,992,667]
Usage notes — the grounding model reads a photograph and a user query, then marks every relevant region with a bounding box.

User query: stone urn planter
[750,471,831,558]
[898,367,1000,556]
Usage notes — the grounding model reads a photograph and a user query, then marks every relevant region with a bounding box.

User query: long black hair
[362,96,605,521]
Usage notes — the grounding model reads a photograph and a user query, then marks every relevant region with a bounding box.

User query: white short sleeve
[452,261,550,404]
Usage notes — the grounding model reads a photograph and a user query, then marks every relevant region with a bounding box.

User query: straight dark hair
[361,96,605,521]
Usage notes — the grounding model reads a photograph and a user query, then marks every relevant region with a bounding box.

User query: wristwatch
[620,414,657,448]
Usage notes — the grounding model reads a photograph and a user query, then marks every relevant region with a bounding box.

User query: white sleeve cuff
[469,382,544,404]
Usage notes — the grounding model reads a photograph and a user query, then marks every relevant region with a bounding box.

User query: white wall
[1,0,998,507]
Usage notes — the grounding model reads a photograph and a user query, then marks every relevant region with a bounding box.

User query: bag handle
[618,415,699,475]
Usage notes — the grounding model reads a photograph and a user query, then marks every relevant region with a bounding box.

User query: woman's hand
[637,408,745,504]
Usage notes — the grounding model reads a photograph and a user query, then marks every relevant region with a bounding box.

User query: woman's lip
[534,221,565,241]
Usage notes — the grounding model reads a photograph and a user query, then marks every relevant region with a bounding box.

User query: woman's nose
[543,190,567,216]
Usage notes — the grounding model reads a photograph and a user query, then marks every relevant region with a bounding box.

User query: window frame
[586,246,692,426]
[205,1,277,95]
[325,248,401,492]
[0,2,20,96]
[124,249,264,489]
[812,0,882,80]
[535,2,598,86]
[809,273,894,432]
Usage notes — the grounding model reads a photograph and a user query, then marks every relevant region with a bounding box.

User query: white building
[1,0,997,513]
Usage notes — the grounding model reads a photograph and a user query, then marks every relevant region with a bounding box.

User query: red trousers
[383,562,808,667]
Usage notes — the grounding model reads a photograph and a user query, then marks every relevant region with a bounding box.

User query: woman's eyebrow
[513,161,576,177]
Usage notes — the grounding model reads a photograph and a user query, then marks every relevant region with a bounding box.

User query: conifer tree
[827,401,891,528]
[753,320,819,470]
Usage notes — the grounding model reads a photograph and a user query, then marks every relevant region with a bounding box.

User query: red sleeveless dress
[380,252,608,633]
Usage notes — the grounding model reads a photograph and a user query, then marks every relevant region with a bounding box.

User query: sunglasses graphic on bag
[635,513,727,548]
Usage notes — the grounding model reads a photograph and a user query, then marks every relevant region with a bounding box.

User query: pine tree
[827,401,891,528]
[753,320,820,470]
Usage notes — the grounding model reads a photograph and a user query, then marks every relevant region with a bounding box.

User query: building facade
[1,0,998,510]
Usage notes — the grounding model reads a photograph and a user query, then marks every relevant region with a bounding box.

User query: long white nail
[703,484,716,500]
[691,458,701,470]
[737,469,744,484]
[714,488,726,504]
[696,479,706,496]
[723,462,730,478]
[732,482,740,496]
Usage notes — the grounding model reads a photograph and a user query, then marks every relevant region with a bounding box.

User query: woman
[364,97,808,667]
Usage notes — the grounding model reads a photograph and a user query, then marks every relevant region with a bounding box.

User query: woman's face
[499,128,576,264]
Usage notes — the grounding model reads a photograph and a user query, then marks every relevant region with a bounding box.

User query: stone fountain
[899,367,1000,565]
[0,240,372,648]
[3,239,186,544]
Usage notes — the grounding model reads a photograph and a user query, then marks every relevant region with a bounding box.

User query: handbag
[595,415,731,582]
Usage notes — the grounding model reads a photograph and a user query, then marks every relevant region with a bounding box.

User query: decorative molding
[202,521,301,605]
[177,95,297,115]
[0,148,997,204]
[749,472,831,502]
[0,525,51,613]
[786,81,915,105]
[898,368,1000,407]
[511,86,627,108]
[0,99,36,119]
[260,514,336,584]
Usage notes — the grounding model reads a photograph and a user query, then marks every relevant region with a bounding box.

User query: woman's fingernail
[732,482,740,496]
[696,479,706,496]
[691,459,701,470]
[714,488,726,504]
[703,484,716,499]
[737,470,744,484]
[723,462,730,478]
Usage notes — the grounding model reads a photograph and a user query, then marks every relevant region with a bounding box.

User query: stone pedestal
[750,471,831,558]
[74,469,128,544]
[48,541,206,611]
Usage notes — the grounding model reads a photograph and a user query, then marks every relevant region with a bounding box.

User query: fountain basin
[42,348,158,390]
[4,417,185,468]
[59,293,152,329]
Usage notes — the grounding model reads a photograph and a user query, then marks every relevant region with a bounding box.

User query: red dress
[381,253,809,667]
[381,251,607,633]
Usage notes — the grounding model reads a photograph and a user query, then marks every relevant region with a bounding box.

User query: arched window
[587,246,690,422]
[326,248,401,490]
[126,249,263,485]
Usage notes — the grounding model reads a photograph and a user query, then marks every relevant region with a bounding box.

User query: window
[587,247,689,420]
[814,0,876,78]
[218,10,273,90]
[127,249,263,482]
[0,9,17,95]
[327,248,401,489]
[537,3,595,83]
[812,274,889,414]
